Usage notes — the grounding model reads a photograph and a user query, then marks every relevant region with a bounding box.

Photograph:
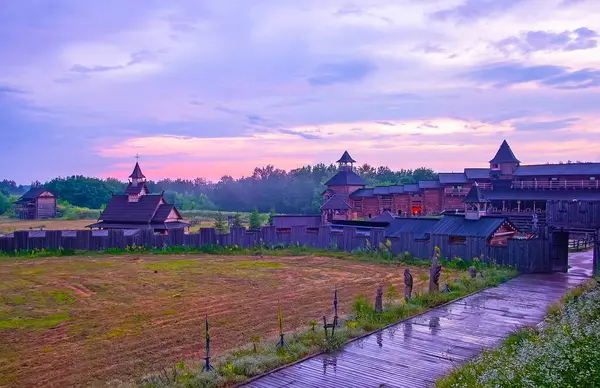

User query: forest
[0,163,437,216]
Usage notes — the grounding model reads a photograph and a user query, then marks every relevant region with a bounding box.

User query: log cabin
[87,162,188,234]
[322,141,600,229]
[13,188,57,219]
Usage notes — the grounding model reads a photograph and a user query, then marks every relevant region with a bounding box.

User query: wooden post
[201,315,214,372]
[275,304,291,353]
[429,252,441,293]
[404,269,413,301]
[374,285,383,313]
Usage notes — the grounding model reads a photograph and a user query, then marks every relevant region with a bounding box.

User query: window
[397,210,403,216]
[551,177,558,181]
[354,199,363,210]
[368,214,372,218]
[448,235,466,244]
[453,185,463,189]
[590,177,596,181]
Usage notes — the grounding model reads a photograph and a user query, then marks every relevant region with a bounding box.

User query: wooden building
[330,184,518,245]
[13,188,57,220]
[87,162,188,234]
[324,141,600,221]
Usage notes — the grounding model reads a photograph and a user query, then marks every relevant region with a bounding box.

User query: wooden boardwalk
[242,272,587,388]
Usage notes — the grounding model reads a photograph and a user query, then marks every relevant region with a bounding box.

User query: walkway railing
[512,180,600,190]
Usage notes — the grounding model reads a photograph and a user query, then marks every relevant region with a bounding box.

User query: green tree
[214,210,228,234]
[232,213,243,228]
[249,207,262,230]
[268,206,277,225]
[0,192,11,216]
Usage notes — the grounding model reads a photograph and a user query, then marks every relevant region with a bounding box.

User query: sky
[1,0,600,184]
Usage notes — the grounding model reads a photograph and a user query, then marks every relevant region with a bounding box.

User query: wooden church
[87,162,188,234]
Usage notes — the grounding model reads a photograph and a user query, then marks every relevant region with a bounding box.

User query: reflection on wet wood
[242,273,586,388]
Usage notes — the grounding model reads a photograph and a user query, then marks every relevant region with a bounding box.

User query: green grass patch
[230,260,281,269]
[48,290,77,305]
[144,260,198,271]
[436,279,600,388]
[0,313,69,330]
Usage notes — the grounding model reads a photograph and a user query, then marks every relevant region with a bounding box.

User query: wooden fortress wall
[0,226,555,274]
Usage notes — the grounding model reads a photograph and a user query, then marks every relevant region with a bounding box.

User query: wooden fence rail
[0,226,553,274]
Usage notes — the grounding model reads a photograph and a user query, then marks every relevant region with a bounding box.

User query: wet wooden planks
[242,272,587,388]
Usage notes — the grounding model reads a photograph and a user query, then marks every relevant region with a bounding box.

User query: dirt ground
[0,254,456,387]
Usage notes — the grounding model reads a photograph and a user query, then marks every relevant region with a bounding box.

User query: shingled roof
[129,162,146,179]
[98,194,164,223]
[324,171,366,186]
[336,151,356,164]
[349,188,375,198]
[14,188,55,205]
[321,195,352,210]
[490,140,520,164]
[438,173,468,184]
[124,182,149,195]
[429,215,516,238]
[464,168,491,180]
[514,163,600,176]
[463,183,490,203]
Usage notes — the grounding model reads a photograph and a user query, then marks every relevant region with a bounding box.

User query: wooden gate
[550,231,569,273]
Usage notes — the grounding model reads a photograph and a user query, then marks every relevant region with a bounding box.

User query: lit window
[590,177,596,181]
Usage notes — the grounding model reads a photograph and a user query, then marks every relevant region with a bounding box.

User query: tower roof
[463,183,490,204]
[324,170,367,186]
[336,151,356,164]
[129,162,146,179]
[489,140,520,164]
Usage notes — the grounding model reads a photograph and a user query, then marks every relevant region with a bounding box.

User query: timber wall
[0,226,553,274]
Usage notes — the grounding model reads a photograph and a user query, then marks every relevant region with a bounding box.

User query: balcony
[444,188,470,195]
[511,180,600,190]
[444,183,492,196]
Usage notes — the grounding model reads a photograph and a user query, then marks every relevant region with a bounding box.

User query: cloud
[2,0,600,182]
[70,64,123,74]
[431,0,524,22]
[496,28,598,54]
[466,63,565,86]
[541,68,600,89]
[278,128,321,140]
[69,49,158,74]
[0,85,26,95]
[466,62,600,89]
[307,60,377,86]
[512,118,580,131]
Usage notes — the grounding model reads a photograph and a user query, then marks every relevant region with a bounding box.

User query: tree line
[3,164,437,215]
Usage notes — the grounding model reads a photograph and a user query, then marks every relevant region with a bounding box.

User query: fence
[568,236,594,251]
[0,226,552,274]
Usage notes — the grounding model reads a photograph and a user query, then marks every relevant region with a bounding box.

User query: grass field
[0,219,96,234]
[0,218,216,234]
[0,253,458,387]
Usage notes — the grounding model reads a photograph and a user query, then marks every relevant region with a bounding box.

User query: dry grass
[0,219,96,234]
[0,253,454,387]
[0,218,212,234]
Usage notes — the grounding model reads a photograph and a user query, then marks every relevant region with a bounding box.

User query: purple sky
[2,0,600,184]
